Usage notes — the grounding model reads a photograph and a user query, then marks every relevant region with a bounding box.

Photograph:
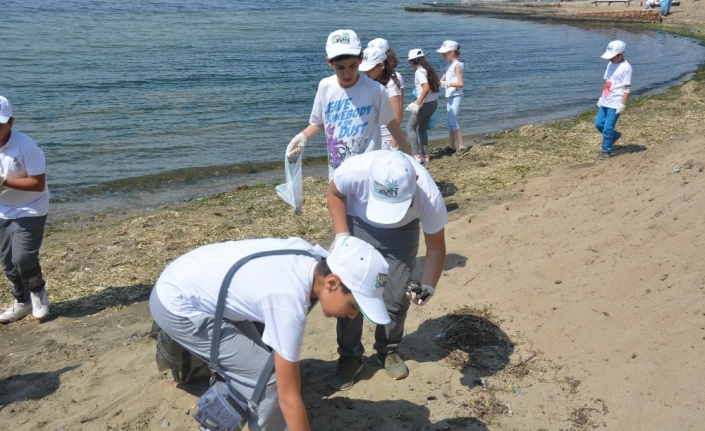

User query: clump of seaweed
[436,306,513,373]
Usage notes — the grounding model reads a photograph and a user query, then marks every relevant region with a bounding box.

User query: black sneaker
[376,352,409,380]
[598,151,612,159]
[330,355,363,391]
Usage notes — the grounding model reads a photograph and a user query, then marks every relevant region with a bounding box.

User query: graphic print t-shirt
[601,60,632,109]
[310,74,396,179]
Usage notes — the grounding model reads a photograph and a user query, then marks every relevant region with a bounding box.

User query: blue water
[2,0,704,219]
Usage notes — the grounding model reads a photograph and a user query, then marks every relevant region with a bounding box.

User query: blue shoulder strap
[209,248,317,406]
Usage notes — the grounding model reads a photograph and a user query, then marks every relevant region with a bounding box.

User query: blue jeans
[594,106,620,154]
[661,0,671,15]
[446,95,462,131]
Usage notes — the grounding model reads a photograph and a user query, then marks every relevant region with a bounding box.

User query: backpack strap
[209,249,317,406]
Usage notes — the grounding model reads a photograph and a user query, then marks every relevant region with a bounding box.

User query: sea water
[2,0,704,219]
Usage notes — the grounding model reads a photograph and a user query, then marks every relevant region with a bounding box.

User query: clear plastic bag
[275,154,303,214]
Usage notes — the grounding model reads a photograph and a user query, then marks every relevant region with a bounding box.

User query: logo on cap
[373,179,398,198]
[375,273,388,289]
[331,32,351,46]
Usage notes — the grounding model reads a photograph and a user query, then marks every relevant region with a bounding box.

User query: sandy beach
[2,3,705,430]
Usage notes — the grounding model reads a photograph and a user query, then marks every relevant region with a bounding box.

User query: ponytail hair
[410,57,440,93]
[377,59,402,90]
[386,49,400,70]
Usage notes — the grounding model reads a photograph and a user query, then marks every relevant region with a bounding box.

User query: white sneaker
[0,300,32,323]
[31,289,50,320]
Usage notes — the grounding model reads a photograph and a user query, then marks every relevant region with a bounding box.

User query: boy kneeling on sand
[150,236,389,431]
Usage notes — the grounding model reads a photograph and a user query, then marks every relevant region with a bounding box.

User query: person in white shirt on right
[595,40,632,159]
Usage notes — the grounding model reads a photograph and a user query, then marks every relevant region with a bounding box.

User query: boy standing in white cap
[326,149,447,390]
[0,96,50,323]
[595,40,632,159]
[150,236,390,431]
[286,29,411,179]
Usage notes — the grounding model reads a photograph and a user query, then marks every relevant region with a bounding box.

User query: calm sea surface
[3,0,704,219]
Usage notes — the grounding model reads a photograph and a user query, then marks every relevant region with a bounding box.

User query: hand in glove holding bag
[405,281,435,306]
[286,133,307,157]
[616,103,626,115]
[405,103,420,114]
[440,80,449,89]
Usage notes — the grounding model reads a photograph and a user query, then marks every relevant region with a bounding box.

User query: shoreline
[20,1,705,304]
[2,5,705,430]
[30,49,705,306]
[405,0,705,37]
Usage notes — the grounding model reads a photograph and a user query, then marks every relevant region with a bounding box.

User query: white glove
[405,103,420,114]
[286,133,307,158]
[329,232,350,251]
[440,81,449,89]
[405,281,435,306]
[597,97,604,107]
[616,103,626,115]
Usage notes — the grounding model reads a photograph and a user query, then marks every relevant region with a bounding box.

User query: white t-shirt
[154,237,328,363]
[380,72,404,148]
[444,60,464,98]
[414,67,438,104]
[310,74,396,179]
[601,60,632,109]
[0,131,49,219]
[333,151,448,234]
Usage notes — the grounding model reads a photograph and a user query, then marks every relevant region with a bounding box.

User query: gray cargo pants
[0,215,47,302]
[149,291,286,431]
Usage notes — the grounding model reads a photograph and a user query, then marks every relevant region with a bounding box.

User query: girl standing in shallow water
[359,46,404,151]
[406,49,440,164]
[437,40,469,157]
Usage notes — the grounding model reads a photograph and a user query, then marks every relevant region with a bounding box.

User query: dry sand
[3,133,704,430]
[2,6,705,430]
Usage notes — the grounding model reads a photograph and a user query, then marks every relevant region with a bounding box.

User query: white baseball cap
[366,151,417,225]
[601,40,626,59]
[359,46,387,72]
[437,40,459,53]
[408,48,424,61]
[326,29,362,59]
[367,38,390,52]
[0,96,13,124]
[327,236,391,325]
